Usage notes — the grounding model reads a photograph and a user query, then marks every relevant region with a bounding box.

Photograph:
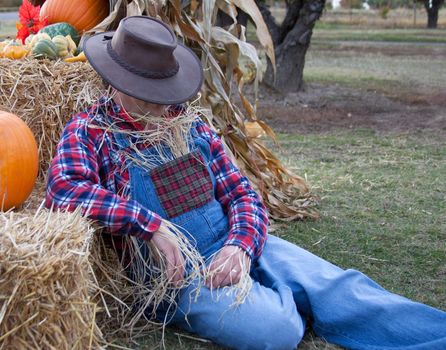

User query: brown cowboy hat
[83,16,203,105]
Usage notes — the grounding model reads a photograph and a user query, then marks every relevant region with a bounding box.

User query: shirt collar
[96,96,185,131]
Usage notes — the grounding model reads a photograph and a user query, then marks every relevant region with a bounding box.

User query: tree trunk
[425,5,439,28]
[259,0,326,93]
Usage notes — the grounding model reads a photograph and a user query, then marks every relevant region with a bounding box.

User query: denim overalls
[113,127,446,350]
[114,125,229,260]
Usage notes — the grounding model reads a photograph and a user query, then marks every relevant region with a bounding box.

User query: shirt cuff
[136,208,163,240]
[224,235,255,261]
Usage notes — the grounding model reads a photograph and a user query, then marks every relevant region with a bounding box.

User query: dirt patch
[249,83,446,135]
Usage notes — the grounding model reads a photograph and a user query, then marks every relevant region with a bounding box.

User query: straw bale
[0,204,104,349]
[0,58,102,181]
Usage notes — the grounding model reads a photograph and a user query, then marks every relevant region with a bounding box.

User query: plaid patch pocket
[150,151,214,219]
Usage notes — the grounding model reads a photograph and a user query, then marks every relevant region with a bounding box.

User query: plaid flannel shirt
[45,98,269,260]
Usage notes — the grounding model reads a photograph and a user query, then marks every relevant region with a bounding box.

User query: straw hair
[205,246,253,306]
[91,219,206,342]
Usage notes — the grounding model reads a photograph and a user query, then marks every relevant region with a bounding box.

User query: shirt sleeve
[45,113,162,240]
[195,120,269,260]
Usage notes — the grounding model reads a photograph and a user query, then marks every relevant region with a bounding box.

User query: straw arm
[195,120,269,260]
[45,114,162,240]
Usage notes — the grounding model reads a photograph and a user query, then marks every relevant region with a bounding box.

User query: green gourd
[29,33,52,48]
[52,35,70,58]
[32,39,58,60]
[39,23,80,45]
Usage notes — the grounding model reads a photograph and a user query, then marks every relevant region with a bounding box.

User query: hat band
[107,41,179,79]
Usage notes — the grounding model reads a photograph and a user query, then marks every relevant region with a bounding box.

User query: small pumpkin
[32,38,58,60]
[40,0,109,34]
[2,41,29,60]
[0,111,39,211]
[52,35,70,58]
[39,22,80,45]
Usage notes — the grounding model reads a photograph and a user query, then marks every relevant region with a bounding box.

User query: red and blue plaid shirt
[45,98,268,260]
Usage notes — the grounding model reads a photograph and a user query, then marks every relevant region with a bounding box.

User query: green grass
[303,37,446,92]
[123,130,445,350]
[271,130,446,311]
[313,27,446,43]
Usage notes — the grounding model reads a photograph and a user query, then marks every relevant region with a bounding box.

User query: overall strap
[113,130,132,150]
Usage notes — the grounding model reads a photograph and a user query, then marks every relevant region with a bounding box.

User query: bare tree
[258,0,326,93]
[419,0,445,28]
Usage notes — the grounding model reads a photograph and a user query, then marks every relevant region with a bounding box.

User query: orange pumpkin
[40,0,109,33]
[0,111,39,211]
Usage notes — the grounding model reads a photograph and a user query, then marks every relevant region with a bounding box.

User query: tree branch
[278,0,304,44]
[255,1,281,45]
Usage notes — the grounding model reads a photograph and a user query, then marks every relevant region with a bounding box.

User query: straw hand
[205,246,250,289]
[151,222,185,287]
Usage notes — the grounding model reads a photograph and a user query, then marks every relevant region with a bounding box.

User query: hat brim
[83,31,204,105]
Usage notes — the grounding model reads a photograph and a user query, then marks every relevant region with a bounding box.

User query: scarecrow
[46,16,446,350]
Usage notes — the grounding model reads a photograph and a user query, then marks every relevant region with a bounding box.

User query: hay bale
[0,58,102,181]
[0,206,104,349]
[0,186,160,348]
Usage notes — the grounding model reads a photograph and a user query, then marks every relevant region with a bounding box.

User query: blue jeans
[170,235,446,350]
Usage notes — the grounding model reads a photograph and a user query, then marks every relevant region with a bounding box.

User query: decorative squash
[25,34,35,47]
[40,0,109,34]
[0,111,39,211]
[0,40,11,58]
[65,35,77,54]
[32,38,58,60]
[64,51,86,63]
[52,35,70,58]
[29,33,52,48]
[39,22,80,45]
[2,41,29,60]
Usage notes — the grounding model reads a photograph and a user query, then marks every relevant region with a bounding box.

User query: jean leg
[171,280,306,350]
[255,235,446,350]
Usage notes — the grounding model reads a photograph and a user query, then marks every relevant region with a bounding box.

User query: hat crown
[110,16,179,76]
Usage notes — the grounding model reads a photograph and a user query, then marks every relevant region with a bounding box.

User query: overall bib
[114,128,446,350]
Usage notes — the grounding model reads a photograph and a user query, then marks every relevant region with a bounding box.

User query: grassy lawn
[273,130,446,310]
[304,29,446,93]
